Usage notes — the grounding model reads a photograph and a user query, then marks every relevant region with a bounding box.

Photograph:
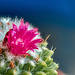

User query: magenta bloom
[3,19,42,55]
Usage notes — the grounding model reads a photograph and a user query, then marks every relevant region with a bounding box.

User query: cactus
[0,17,59,75]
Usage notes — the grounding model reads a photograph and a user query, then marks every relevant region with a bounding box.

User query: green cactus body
[5,68,18,75]
[21,71,32,75]
[0,60,7,74]
[35,72,46,75]
[0,18,58,75]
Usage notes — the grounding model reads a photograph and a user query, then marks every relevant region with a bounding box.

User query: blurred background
[0,0,75,74]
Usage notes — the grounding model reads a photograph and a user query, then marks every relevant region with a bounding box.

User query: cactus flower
[3,19,42,56]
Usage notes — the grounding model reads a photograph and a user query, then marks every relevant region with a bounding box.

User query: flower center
[16,38,24,46]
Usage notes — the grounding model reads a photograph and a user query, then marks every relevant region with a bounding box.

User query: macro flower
[3,19,42,56]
